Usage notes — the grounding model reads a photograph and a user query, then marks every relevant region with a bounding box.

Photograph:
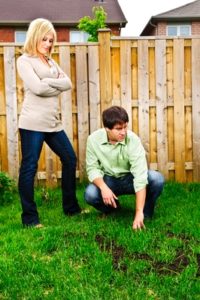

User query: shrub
[78,6,107,42]
[0,172,16,205]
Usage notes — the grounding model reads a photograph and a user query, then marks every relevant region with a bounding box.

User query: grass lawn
[0,181,200,300]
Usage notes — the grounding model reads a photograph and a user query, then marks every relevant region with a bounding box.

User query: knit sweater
[17,54,72,132]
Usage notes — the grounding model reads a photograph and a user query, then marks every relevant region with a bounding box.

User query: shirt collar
[100,128,126,146]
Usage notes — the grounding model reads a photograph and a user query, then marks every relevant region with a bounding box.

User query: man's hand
[132,210,145,230]
[101,186,118,208]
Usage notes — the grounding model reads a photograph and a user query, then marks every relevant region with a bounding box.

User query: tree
[78,6,107,42]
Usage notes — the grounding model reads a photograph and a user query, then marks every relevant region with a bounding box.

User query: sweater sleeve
[17,57,61,97]
[41,76,72,91]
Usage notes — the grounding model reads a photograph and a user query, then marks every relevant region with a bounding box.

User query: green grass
[0,181,200,300]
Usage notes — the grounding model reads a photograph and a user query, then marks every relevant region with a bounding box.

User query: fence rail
[1,31,200,185]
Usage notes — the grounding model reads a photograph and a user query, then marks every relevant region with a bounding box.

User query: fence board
[173,39,185,182]
[59,46,73,142]
[99,29,112,112]
[138,40,149,158]
[155,40,168,178]
[88,45,101,132]
[120,40,132,126]
[192,39,200,181]
[4,47,19,179]
[76,46,89,179]
[111,47,120,106]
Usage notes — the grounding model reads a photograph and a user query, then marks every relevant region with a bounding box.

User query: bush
[78,6,107,42]
[0,172,16,205]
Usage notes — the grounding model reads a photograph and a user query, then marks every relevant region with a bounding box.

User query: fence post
[98,29,112,113]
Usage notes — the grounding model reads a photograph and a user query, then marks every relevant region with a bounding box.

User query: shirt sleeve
[17,57,61,97]
[128,136,148,192]
[86,136,104,182]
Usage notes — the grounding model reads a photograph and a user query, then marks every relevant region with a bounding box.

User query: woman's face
[37,32,54,56]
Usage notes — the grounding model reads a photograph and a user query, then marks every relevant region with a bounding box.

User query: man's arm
[127,134,148,230]
[132,187,146,230]
[86,135,117,208]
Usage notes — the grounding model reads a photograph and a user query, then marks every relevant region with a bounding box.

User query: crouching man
[84,106,164,230]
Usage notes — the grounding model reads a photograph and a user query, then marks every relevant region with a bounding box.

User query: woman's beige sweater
[17,54,72,132]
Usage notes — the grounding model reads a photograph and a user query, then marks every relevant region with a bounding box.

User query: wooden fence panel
[1,35,200,184]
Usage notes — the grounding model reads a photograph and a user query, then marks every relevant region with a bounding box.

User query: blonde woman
[17,18,81,227]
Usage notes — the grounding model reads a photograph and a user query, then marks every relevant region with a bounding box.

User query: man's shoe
[65,208,82,216]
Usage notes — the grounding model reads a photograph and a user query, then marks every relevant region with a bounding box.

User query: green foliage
[0,172,16,205]
[78,6,107,42]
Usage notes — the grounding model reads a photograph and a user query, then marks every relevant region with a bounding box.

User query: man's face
[106,122,128,143]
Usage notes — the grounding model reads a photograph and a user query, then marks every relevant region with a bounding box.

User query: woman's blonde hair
[23,18,57,56]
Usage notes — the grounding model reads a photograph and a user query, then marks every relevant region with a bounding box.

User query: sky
[118,0,193,36]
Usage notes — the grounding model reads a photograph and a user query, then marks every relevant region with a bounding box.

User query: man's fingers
[113,193,118,200]
[133,222,145,230]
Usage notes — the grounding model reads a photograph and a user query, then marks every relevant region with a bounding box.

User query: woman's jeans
[18,129,80,226]
[84,170,164,218]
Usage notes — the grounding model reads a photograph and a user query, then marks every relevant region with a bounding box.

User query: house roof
[0,0,127,27]
[141,0,200,35]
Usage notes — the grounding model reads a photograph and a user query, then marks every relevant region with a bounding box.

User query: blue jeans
[84,170,164,218]
[18,129,81,226]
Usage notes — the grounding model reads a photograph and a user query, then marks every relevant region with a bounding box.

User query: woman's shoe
[34,223,44,228]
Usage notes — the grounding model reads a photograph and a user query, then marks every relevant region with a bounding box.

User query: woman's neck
[38,54,50,66]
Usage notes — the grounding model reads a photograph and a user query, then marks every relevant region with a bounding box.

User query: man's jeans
[18,129,80,226]
[84,170,164,218]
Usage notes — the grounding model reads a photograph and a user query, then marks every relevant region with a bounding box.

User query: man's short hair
[102,106,129,129]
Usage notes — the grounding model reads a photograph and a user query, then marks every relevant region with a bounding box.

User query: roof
[141,0,200,35]
[0,0,127,27]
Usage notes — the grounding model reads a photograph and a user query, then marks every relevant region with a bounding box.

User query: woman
[17,18,81,227]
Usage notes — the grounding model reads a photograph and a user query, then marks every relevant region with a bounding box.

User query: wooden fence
[1,29,200,185]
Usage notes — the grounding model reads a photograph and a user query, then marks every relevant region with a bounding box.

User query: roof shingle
[0,0,127,26]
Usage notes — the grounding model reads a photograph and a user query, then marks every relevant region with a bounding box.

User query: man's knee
[148,170,165,190]
[84,184,99,205]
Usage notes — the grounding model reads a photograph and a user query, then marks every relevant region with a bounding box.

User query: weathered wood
[173,39,185,182]
[4,47,19,179]
[59,45,73,142]
[120,40,132,127]
[1,36,200,184]
[192,39,200,181]
[155,39,168,179]
[98,29,112,112]
[138,39,149,159]
[88,45,101,132]
[111,47,120,106]
[76,45,89,179]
